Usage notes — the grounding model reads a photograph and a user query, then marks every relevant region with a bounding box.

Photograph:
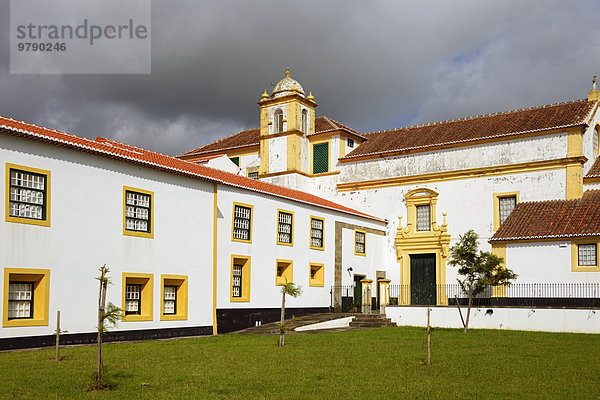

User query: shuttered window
[313,142,329,174]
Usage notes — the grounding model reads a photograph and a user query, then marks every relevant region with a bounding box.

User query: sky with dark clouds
[1,0,599,155]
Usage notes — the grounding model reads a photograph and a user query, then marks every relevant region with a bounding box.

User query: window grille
[274,109,284,133]
[277,211,293,244]
[499,196,516,226]
[233,205,252,241]
[347,138,354,148]
[8,282,33,319]
[9,169,46,220]
[355,231,366,254]
[416,205,431,231]
[125,284,141,314]
[125,190,151,233]
[163,285,177,315]
[301,109,308,133]
[310,218,324,248]
[248,171,259,180]
[578,244,597,266]
[232,264,242,297]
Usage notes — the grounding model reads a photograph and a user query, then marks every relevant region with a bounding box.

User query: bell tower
[258,67,317,178]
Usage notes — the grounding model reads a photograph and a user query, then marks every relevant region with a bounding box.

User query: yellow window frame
[354,229,366,256]
[2,268,50,327]
[276,209,294,246]
[571,241,600,272]
[309,216,325,250]
[231,202,254,244]
[276,259,293,286]
[121,272,154,322]
[493,191,520,231]
[230,255,251,302]
[5,163,51,227]
[123,186,154,239]
[160,274,188,321]
[309,263,325,287]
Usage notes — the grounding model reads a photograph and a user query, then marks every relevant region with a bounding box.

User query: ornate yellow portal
[394,188,451,305]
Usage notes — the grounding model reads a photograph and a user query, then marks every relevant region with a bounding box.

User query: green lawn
[1,327,598,399]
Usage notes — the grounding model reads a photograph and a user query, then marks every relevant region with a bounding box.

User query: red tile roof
[0,115,384,222]
[178,127,260,158]
[310,116,366,139]
[585,157,600,178]
[342,99,597,160]
[178,116,364,158]
[490,190,600,241]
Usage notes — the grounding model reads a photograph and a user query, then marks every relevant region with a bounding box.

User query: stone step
[349,322,396,327]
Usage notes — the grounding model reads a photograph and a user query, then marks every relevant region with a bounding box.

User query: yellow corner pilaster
[491,243,507,297]
[212,183,218,335]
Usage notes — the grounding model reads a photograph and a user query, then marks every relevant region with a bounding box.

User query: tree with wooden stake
[277,281,302,347]
[449,230,517,334]
[95,265,121,390]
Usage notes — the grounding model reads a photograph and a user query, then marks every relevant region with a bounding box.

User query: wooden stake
[55,310,60,362]
[455,295,466,328]
[427,306,431,366]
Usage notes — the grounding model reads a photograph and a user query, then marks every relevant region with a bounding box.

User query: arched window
[274,109,284,133]
[301,109,308,133]
[594,126,599,158]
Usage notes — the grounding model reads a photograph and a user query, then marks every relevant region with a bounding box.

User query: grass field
[1,327,598,399]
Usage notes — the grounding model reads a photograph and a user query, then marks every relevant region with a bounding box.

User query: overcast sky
[1,1,599,155]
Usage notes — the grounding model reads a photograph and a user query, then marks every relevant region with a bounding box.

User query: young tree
[449,230,517,333]
[278,281,302,347]
[95,265,121,390]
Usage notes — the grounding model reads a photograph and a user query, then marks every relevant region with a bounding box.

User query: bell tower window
[301,109,308,133]
[274,109,284,133]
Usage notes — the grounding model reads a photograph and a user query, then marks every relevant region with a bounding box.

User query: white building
[2,70,600,348]
[179,69,600,309]
[0,115,386,349]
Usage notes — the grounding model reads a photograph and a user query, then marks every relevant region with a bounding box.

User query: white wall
[339,133,568,183]
[1,135,215,339]
[507,241,599,283]
[386,306,600,334]
[215,185,387,310]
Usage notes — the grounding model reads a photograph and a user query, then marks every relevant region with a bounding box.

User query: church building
[1,69,599,348]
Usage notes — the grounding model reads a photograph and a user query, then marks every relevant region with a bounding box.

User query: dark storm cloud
[1,0,599,155]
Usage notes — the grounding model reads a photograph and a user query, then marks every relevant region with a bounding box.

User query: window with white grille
[125,284,141,314]
[347,138,354,148]
[578,244,597,266]
[310,217,324,249]
[125,190,151,233]
[9,169,47,220]
[233,205,252,241]
[8,282,33,319]
[355,231,366,254]
[163,286,177,315]
[499,196,516,226]
[277,211,293,244]
[416,205,431,231]
[232,264,242,297]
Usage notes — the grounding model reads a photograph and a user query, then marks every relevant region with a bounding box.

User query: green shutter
[313,143,329,174]
[230,157,240,167]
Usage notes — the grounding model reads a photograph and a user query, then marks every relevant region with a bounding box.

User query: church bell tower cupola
[258,67,317,178]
